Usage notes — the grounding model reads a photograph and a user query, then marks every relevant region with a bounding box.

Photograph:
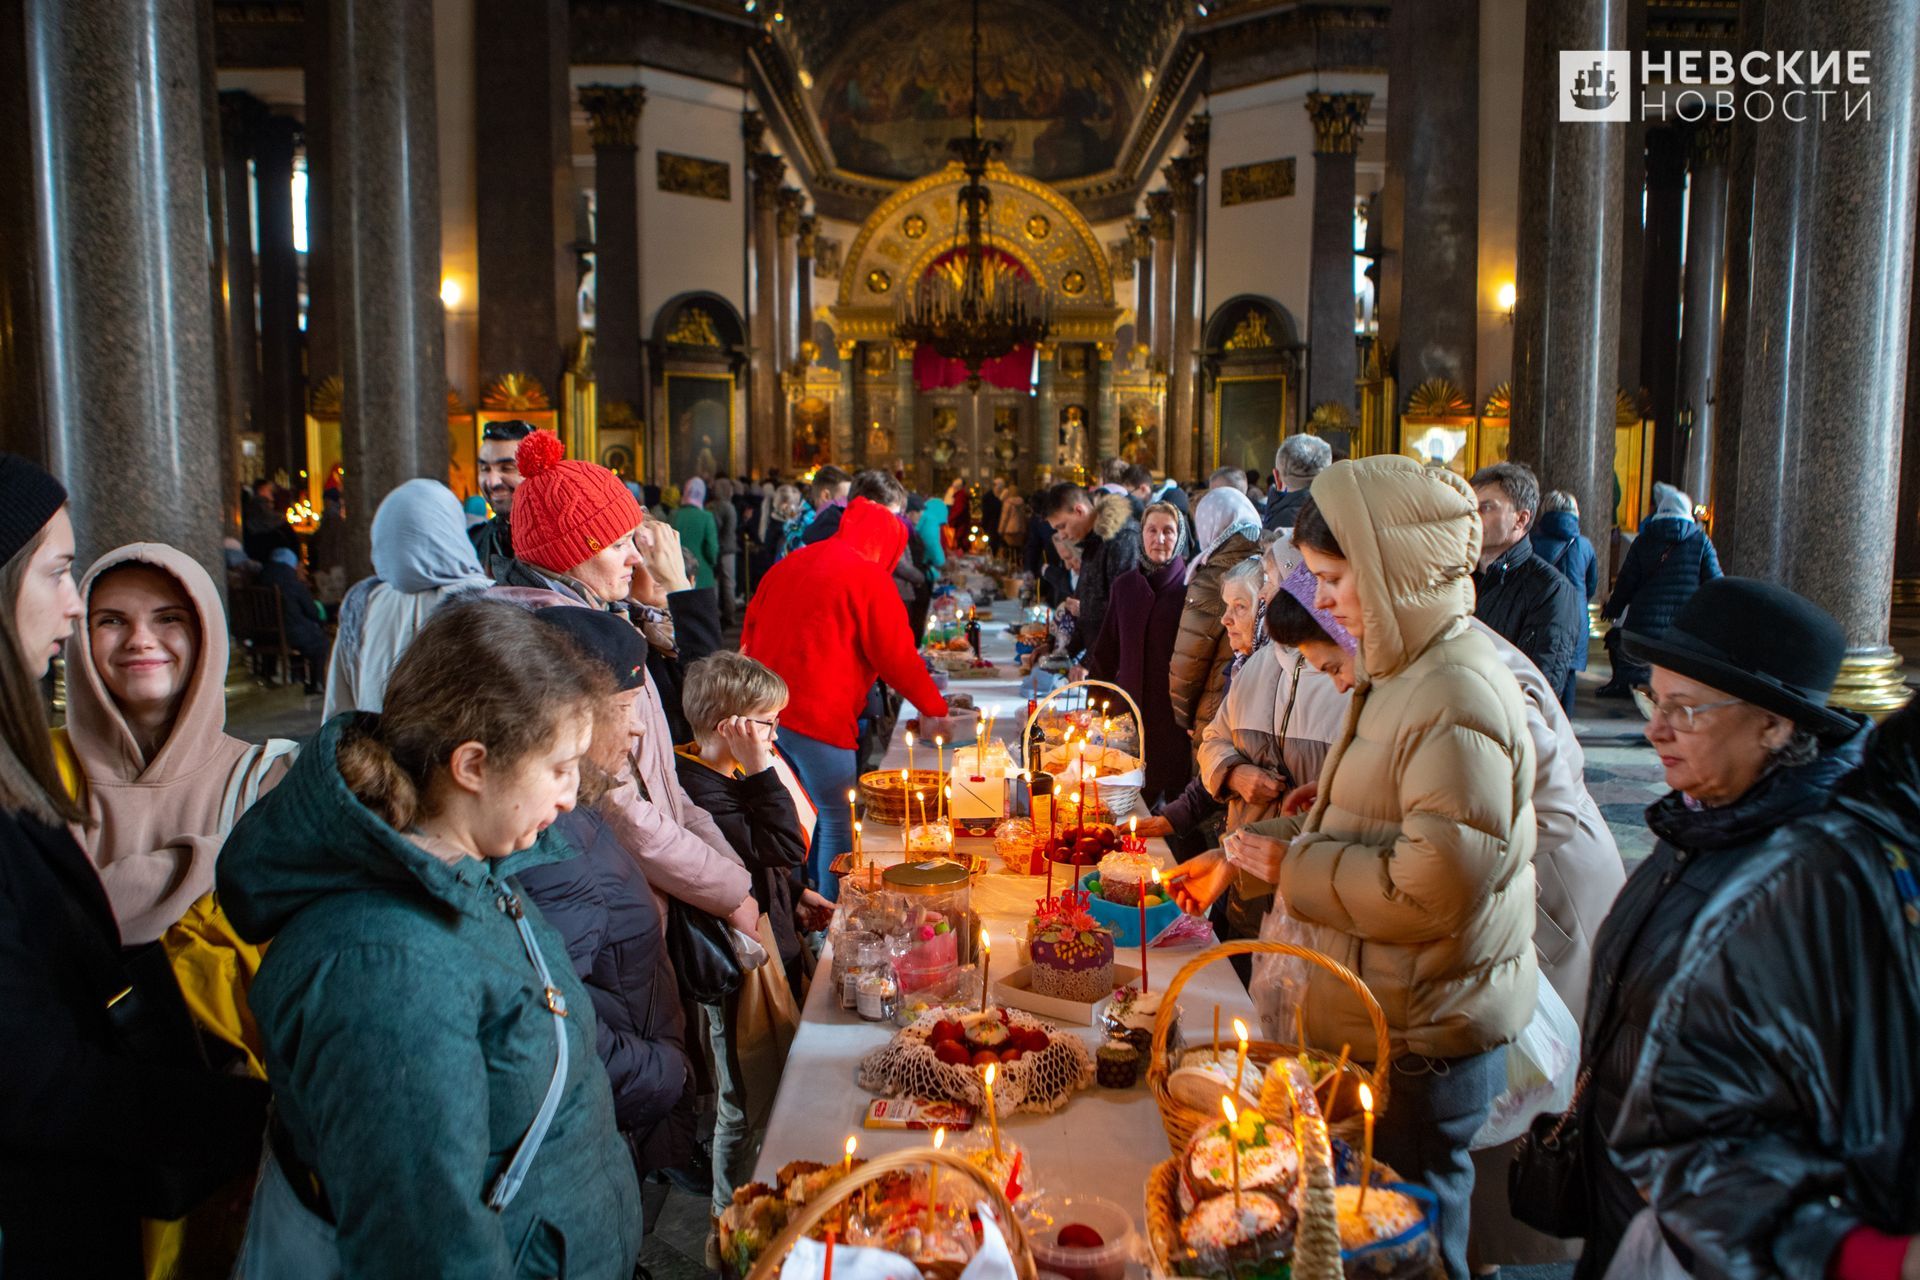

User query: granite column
[1391,0,1479,401]
[1146,192,1175,371]
[473,0,572,394]
[1305,93,1370,412]
[1165,150,1203,478]
[217,93,265,462]
[303,0,339,398]
[11,0,225,572]
[1707,0,1766,543]
[776,188,804,375]
[255,113,305,485]
[580,86,644,412]
[1639,126,1688,485]
[1130,219,1154,356]
[1676,121,1730,501]
[1732,0,1917,711]
[797,215,817,358]
[748,151,786,475]
[1895,246,1920,600]
[330,0,448,577]
[1509,0,1625,555]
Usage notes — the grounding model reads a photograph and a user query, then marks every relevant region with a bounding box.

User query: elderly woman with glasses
[1538,577,1869,1280]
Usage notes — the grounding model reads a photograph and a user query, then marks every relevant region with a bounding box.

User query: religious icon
[1057,405,1089,469]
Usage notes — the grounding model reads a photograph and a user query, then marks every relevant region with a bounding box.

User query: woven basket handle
[1148,939,1393,1097]
[1021,678,1145,764]
[743,1148,1037,1280]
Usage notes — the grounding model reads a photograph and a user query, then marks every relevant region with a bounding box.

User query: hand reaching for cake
[1167,850,1232,914]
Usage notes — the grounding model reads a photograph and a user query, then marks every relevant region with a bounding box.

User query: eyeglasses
[1631,686,1743,734]
[744,716,779,732]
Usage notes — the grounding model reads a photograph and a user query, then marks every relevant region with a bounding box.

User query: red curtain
[911,246,1037,392]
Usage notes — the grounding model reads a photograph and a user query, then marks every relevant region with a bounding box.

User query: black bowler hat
[1623,576,1855,740]
[533,606,650,692]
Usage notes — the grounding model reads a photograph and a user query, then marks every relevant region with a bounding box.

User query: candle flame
[906,731,915,746]
[1152,868,1163,884]
[845,1135,857,1158]
[847,788,857,803]
[936,735,944,747]
[984,1062,996,1086]
[1359,1083,1374,1113]
[933,1126,946,1149]
[1234,1018,1249,1044]
[1221,1097,1238,1124]
[979,927,990,954]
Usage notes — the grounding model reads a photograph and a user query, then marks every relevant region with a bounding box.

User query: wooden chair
[229,584,293,685]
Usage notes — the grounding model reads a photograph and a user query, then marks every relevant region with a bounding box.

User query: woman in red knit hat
[491,431,757,937]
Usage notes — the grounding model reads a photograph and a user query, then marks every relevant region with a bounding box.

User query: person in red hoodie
[741,496,947,898]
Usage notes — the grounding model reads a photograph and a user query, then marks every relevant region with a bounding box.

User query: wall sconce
[1496,281,1516,325]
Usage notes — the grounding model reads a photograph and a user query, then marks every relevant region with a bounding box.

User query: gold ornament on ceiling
[482,373,550,411]
[1483,381,1512,419]
[1060,270,1086,296]
[867,267,893,294]
[1224,310,1275,350]
[1405,378,1473,418]
[665,306,724,348]
[902,213,927,239]
[1026,213,1051,239]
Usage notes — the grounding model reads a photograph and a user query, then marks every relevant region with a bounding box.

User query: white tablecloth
[751,598,1256,1239]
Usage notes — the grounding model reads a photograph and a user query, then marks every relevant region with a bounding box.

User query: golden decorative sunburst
[481,373,550,411]
[1404,378,1473,418]
[1482,381,1512,419]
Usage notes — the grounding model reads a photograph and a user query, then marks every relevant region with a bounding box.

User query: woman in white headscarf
[322,479,494,717]
[1597,480,1723,695]
[1168,486,1265,739]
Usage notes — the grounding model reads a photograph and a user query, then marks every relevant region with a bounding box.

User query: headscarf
[371,479,493,594]
[266,546,299,569]
[1280,561,1357,655]
[1187,486,1262,584]
[1651,481,1693,521]
[1139,500,1188,570]
[683,476,708,509]
[462,494,490,529]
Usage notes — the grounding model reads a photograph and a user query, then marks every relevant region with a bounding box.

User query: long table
[750,596,1257,1245]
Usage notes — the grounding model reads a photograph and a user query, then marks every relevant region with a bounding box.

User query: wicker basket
[1020,679,1143,771]
[742,1147,1038,1280]
[1149,940,1392,1155]
[860,768,950,826]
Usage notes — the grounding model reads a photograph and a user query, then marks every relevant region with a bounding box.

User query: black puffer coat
[673,752,810,989]
[1072,493,1142,662]
[1611,707,1920,1279]
[1600,514,1721,637]
[1473,537,1587,697]
[1569,719,1870,1279]
[514,805,693,1177]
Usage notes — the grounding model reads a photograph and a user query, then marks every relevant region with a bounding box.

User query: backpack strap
[217,738,302,836]
[485,888,572,1212]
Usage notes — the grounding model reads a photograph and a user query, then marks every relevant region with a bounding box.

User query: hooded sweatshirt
[64,543,291,945]
[742,497,949,747]
[1246,456,1539,1061]
[217,715,645,1278]
[325,479,494,719]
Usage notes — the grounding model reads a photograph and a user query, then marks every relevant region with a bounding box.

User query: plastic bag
[1603,1209,1689,1280]
[1471,970,1580,1149]
[1247,890,1316,1042]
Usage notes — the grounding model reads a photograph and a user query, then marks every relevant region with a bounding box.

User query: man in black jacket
[1039,481,1141,664]
[470,418,535,576]
[1470,462,1587,711]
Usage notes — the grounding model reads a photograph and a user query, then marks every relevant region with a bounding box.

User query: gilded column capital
[1182,113,1210,165]
[1305,92,1371,155]
[1163,155,1202,211]
[742,108,767,151]
[1131,217,1154,259]
[1145,190,1176,238]
[797,214,817,258]
[579,84,644,150]
[776,186,805,236]
[1688,118,1731,171]
[750,153,787,210]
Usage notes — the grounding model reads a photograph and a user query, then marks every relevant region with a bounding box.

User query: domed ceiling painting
[796,0,1177,183]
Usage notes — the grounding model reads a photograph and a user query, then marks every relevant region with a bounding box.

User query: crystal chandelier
[893,0,1050,390]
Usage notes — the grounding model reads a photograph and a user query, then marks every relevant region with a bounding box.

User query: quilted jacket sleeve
[1277,664,1530,944]
[1169,566,1224,732]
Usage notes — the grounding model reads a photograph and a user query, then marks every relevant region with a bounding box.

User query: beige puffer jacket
[1249,456,1538,1062]
[1168,531,1260,736]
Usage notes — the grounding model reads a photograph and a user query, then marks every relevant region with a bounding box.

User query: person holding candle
[1171,458,1538,1280]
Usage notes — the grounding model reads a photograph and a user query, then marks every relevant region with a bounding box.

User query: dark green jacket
[217,714,644,1278]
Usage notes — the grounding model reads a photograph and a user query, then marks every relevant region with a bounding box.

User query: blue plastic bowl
[1080,876,1183,948]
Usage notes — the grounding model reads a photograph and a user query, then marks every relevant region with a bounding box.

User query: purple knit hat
[1280,561,1357,655]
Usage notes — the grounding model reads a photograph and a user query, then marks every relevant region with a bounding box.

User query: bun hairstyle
[336,598,612,830]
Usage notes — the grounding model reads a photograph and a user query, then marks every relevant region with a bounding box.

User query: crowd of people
[2,427,1917,1280]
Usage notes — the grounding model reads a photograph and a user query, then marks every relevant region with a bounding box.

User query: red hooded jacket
[742,497,948,747]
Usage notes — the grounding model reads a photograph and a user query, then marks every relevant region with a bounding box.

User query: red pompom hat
[508,430,643,574]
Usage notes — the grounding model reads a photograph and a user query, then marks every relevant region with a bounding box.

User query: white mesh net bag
[859,1007,1093,1115]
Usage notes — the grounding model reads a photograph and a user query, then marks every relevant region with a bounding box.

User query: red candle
[1138,881,1151,993]
[823,1229,836,1280]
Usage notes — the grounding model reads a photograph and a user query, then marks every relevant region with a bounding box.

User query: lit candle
[844,1133,857,1178]
[943,783,952,824]
[1221,1097,1243,1214]
[1232,1018,1250,1098]
[852,821,863,869]
[906,730,915,775]
[915,790,928,832]
[847,789,860,867]
[978,927,991,1013]
[935,734,945,787]
[982,1062,1002,1157]
[1357,1082,1376,1213]
[928,1126,945,1233]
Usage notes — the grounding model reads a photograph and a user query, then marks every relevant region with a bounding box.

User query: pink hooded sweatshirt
[63,544,289,944]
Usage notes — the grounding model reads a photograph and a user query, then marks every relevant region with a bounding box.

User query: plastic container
[1022,1192,1138,1280]
[1082,889,1183,949]
[883,859,974,992]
